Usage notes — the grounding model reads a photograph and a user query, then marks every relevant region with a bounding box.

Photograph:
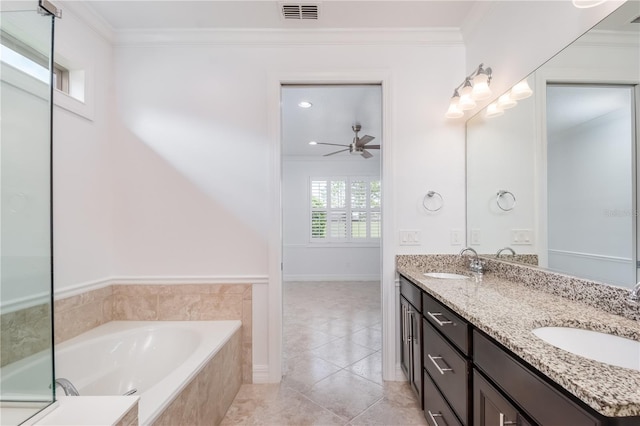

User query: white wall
[283,158,381,281]
[52,3,116,293]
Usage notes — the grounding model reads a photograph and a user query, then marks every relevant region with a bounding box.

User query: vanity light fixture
[497,93,517,109]
[445,90,464,119]
[308,141,317,145]
[510,79,533,100]
[445,63,492,119]
[572,0,607,8]
[485,102,504,118]
[298,101,313,108]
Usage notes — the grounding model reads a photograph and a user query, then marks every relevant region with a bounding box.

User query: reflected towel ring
[423,191,444,212]
[496,190,516,211]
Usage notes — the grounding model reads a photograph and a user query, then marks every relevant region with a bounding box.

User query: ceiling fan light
[510,79,533,100]
[485,102,504,118]
[497,93,517,109]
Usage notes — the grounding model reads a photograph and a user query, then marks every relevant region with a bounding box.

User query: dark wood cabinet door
[474,370,532,426]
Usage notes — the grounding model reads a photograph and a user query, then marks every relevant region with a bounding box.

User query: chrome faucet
[55,378,79,396]
[459,247,483,274]
[629,282,640,303]
[496,247,516,258]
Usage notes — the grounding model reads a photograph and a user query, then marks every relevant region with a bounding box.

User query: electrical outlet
[511,229,533,245]
[399,230,420,246]
[450,229,463,245]
[470,229,481,245]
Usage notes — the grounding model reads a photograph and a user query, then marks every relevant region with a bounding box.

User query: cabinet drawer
[474,370,532,426]
[424,370,463,426]
[474,330,599,426]
[424,319,469,424]
[400,275,422,309]
[423,294,470,355]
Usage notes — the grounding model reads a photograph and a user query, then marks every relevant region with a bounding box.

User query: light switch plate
[511,229,533,245]
[450,229,463,245]
[470,229,481,245]
[399,230,420,246]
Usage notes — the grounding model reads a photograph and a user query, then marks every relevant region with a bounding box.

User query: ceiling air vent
[281,4,319,20]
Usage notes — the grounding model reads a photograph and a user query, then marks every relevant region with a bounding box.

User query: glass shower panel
[0,1,55,424]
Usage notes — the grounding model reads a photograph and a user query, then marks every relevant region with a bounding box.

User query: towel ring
[423,191,444,212]
[496,190,516,211]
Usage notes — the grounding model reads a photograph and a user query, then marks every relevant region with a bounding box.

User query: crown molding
[113,27,463,47]
[56,0,115,42]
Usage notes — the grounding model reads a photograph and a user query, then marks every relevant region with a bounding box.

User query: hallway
[221,281,427,425]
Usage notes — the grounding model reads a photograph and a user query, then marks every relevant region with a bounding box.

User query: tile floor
[221,281,428,425]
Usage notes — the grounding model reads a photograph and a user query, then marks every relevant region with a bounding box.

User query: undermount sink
[423,272,469,280]
[532,327,640,372]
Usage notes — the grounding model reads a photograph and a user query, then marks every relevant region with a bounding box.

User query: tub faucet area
[55,378,79,396]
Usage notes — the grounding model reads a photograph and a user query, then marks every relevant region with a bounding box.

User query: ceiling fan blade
[364,145,380,149]
[316,142,349,147]
[324,148,350,157]
[356,135,375,147]
[361,150,373,159]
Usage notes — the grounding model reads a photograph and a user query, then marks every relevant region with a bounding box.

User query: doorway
[279,84,384,417]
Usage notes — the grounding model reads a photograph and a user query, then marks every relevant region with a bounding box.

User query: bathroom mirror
[466,1,640,288]
[0,2,56,424]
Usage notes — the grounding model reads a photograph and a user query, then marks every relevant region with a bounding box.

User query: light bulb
[510,79,533,100]
[485,102,504,118]
[471,73,492,100]
[445,91,464,119]
[497,93,517,109]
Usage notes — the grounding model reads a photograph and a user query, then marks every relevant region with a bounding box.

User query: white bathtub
[55,320,242,425]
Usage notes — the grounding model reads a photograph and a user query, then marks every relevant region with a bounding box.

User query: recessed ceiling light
[298,101,313,108]
[308,141,317,145]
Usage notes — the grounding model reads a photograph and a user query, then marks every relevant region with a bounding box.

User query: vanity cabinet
[398,273,640,426]
[400,276,423,405]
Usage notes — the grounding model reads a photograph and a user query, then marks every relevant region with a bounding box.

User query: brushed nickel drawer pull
[500,413,517,426]
[427,410,446,426]
[428,354,453,375]
[427,311,453,326]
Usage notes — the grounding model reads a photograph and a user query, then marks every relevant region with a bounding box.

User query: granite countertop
[397,264,640,418]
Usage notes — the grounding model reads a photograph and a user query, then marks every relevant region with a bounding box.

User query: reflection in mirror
[0,2,55,425]
[466,1,640,288]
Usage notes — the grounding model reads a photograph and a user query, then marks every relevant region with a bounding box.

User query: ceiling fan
[314,124,380,159]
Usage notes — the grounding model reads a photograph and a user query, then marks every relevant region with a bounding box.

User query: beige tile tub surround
[1,303,52,367]
[154,328,242,426]
[54,283,253,383]
[114,402,138,426]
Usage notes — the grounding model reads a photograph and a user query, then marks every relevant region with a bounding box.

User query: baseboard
[253,365,270,383]
[54,275,270,300]
[283,274,380,282]
[396,364,408,382]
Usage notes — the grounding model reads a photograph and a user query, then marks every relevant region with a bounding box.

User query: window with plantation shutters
[310,177,380,242]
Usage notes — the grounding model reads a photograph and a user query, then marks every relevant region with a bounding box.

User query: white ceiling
[281,85,382,159]
[84,1,478,30]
